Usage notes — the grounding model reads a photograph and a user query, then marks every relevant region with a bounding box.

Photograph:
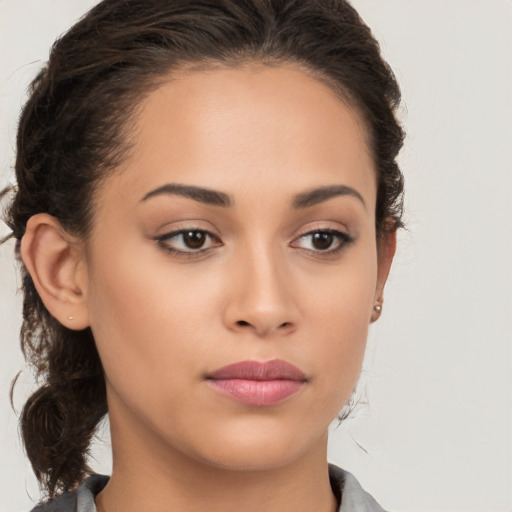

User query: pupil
[184,231,205,249]
[312,232,333,250]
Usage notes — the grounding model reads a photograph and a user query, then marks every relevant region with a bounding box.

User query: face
[81,64,392,471]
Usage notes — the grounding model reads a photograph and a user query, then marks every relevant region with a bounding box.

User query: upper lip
[207,359,307,381]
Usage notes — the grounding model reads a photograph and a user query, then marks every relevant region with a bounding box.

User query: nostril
[232,320,295,334]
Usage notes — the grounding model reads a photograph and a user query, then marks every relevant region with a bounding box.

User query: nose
[222,244,300,338]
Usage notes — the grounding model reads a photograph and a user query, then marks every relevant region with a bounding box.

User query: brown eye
[291,229,354,255]
[311,232,334,250]
[156,229,221,254]
[183,230,207,249]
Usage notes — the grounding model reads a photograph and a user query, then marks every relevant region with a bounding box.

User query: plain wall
[1,1,511,511]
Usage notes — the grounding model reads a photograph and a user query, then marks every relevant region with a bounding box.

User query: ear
[20,213,90,330]
[371,227,397,323]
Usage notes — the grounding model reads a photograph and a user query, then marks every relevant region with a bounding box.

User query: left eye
[292,230,352,253]
[157,229,219,253]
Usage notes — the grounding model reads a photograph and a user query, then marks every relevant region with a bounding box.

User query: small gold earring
[374,304,382,313]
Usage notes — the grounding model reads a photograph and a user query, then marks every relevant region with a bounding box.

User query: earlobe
[21,214,90,330]
[371,228,397,323]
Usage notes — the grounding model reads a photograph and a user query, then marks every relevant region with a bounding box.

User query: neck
[96,405,338,512]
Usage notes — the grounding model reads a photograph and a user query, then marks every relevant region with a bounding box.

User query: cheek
[84,236,240,419]
[84,241,212,395]
[308,240,377,334]
[304,245,377,402]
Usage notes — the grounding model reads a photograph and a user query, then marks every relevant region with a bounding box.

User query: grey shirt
[31,465,387,512]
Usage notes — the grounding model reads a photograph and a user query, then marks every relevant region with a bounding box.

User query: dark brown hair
[3,0,404,497]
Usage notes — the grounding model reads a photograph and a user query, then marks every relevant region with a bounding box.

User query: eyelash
[292,228,354,256]
[154,227,354,258]
[155,229,221,258]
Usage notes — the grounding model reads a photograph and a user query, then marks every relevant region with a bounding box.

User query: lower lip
[207,379,305,406]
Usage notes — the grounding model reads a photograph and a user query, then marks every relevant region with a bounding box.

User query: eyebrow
[140,182,365,210]
[292,185,366,209]
[140,183,233,207]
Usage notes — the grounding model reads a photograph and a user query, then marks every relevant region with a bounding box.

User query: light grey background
[1,1,511,511]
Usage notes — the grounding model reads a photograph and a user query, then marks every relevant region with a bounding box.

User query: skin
[21,64,395,512]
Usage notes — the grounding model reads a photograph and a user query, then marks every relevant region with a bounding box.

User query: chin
[183,417,327,472]
[195,445,304,473]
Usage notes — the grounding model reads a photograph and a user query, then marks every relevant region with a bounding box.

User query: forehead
[104,64,376,206]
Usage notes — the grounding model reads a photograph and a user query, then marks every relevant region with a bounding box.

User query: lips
[206,360,307,406]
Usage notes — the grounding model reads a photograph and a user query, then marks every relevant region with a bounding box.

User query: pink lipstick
[206,360,307,406]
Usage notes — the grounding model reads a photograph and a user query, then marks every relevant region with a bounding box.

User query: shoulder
[329,464,389,512]
[30,475,109,512]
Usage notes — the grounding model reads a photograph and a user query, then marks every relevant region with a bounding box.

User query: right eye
[290,228,354,256]
[156,229,221,255]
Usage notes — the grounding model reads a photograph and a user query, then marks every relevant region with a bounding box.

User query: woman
[2,0,404,510]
